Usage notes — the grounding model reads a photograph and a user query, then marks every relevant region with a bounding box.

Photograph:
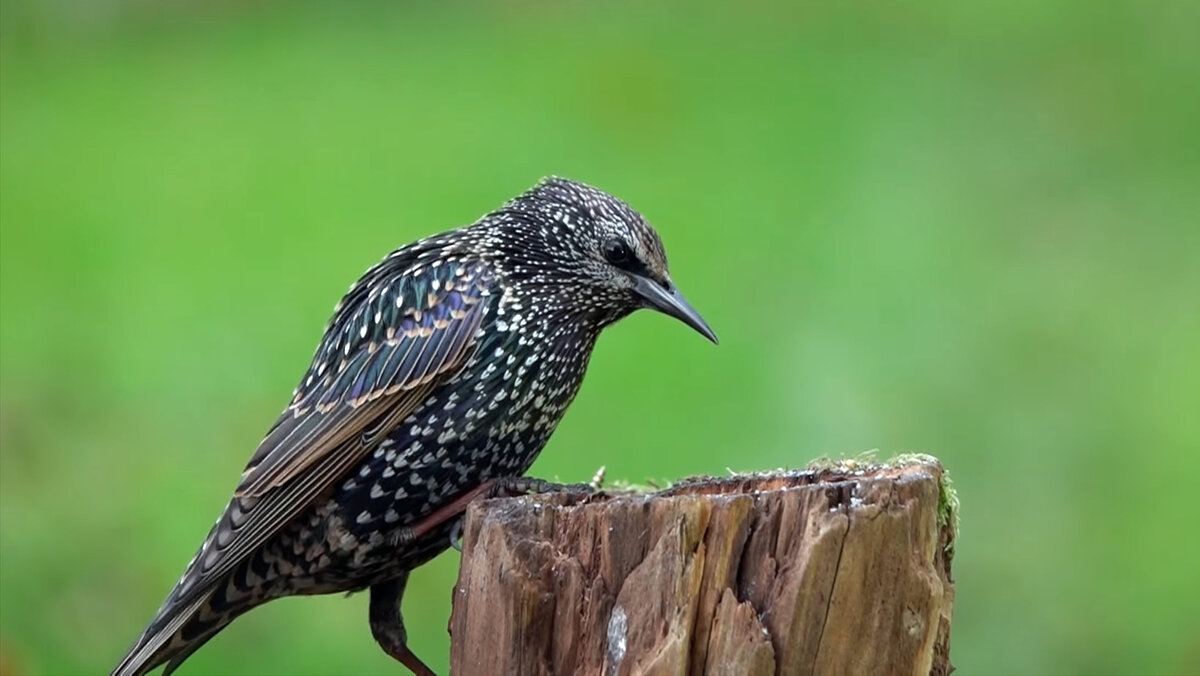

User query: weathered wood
[448,456,956,676]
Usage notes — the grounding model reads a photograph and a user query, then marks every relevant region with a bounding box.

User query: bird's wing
[117,256,496,672]
[200,257,494,592]
[237,263,493,497]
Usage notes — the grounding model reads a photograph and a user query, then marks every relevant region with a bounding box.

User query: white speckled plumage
[113,177,715,676]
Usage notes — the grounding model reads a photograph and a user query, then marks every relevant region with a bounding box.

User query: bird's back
[113,223,601,675]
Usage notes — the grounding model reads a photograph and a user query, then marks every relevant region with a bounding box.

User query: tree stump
[448,455,957,676]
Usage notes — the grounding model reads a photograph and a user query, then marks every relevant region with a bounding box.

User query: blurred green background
[2,0,1198,674]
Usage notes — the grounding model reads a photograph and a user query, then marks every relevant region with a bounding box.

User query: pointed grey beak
[633,276,718,344]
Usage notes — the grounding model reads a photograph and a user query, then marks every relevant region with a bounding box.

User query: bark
[448,456,956,676]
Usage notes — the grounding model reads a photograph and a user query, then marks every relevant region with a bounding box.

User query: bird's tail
[111,576,258,676]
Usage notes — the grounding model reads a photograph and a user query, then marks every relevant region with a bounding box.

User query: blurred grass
[1,0,1198,674]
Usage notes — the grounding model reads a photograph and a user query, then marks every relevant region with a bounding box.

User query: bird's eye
[603,239,633,267]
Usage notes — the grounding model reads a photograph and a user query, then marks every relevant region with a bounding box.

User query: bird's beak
[633,276,719,344]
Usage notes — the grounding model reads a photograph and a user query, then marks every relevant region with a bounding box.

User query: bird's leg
[369,574,436,676]
[391,476,596,549]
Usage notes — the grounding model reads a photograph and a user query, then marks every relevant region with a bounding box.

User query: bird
[111,176,717,676]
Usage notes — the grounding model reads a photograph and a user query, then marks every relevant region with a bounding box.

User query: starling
[112,177,717,676]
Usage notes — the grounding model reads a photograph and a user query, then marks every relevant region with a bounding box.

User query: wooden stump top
[449,456,956,676]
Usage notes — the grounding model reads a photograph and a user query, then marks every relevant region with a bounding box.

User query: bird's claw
[449,517,465,552]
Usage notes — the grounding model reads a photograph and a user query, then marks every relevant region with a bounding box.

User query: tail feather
[111,594,212,676]
[160,618,231,676]
[114,504,256,675]
[112,577,262,676]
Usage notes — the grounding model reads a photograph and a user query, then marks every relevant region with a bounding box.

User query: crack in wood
[811,509,849,676]
[449,459,954,676]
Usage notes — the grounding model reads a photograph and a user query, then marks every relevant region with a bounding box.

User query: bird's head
[495,177,718,344]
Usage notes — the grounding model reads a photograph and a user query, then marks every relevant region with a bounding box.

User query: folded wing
[114,255,495,674]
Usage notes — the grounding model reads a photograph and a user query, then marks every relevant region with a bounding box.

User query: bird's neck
[501,279,627,338]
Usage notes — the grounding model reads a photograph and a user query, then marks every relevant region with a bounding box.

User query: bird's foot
[447,476,594,551]
[370,578,436,676]
[379,637,437,676]
[485,475,597,500]
[449,516,465,552]
[396,476,597,551]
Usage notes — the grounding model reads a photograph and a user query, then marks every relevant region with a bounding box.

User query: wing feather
[141,256,494,636]
[237,260,492,495]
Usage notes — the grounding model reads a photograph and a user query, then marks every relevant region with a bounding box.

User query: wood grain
[449,458,955,676]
